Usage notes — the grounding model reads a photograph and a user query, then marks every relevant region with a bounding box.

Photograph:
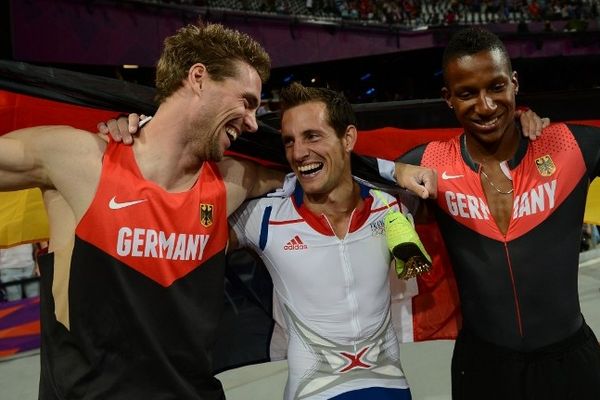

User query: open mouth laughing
[297,162,324,176]
[225,126,239,142]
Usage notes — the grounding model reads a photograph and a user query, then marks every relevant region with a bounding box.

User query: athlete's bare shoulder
[3,125,106,168]
[1,125,107,220]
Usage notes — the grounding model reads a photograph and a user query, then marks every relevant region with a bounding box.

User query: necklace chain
[480,169,514,195]
[463,135,515,195]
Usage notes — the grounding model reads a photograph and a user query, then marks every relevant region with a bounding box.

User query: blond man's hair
[155,22,271,104]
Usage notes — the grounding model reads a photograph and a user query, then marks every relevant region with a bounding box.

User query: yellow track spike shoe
[384,210,432,279]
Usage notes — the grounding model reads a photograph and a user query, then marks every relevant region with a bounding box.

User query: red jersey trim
[291,193,378,236]
[76,141,228,287]
[269,218,305,225]
[422,124,586,241]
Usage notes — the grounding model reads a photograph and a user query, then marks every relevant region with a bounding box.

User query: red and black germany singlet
[38,140,228,399]
[402,123,600,351]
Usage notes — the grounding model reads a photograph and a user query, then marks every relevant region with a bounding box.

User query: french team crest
[200,203,214,227]
[535,155,556,177]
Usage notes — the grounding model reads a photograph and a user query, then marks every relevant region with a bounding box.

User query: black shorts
[451,321,600,400]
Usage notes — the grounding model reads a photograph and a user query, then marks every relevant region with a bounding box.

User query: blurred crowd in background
[145,0,599,29]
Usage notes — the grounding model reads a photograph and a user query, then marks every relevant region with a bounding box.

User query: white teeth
[477,117,498,126]
[225,127,238,141]
[298,163,322,172]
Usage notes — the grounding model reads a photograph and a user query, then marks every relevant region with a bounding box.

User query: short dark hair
[442,27,512,81]
[279,82,357,138]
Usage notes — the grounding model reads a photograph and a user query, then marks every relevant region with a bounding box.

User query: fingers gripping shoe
[384,211,432,279]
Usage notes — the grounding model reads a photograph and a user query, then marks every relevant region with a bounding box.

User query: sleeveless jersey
[231,178,411,400]
[402,123,600,350]
[38,140,228,399]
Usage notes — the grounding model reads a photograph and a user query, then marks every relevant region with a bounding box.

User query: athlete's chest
[76,161,228,287]
[428,132,585,241]
[261,201,392,283]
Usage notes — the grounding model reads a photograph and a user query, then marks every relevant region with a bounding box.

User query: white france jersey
[231,177,411,400]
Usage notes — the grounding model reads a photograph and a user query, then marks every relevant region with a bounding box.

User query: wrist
[376,158,397,183]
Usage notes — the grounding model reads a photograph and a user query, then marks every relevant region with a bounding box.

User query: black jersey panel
[436,175,588,350]
[38,238,226,400]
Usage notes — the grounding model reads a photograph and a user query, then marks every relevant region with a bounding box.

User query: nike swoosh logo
[442,171,464,180]
[388,218,398,224]
[109,196,147,210]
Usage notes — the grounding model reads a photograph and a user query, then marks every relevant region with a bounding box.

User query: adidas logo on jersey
[283,235,308,250]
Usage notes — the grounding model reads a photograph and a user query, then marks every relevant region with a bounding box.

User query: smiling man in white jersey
[229,83,414,399]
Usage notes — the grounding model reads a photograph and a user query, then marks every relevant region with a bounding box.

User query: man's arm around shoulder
[218,157,286,217]
[0,127,54,190]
